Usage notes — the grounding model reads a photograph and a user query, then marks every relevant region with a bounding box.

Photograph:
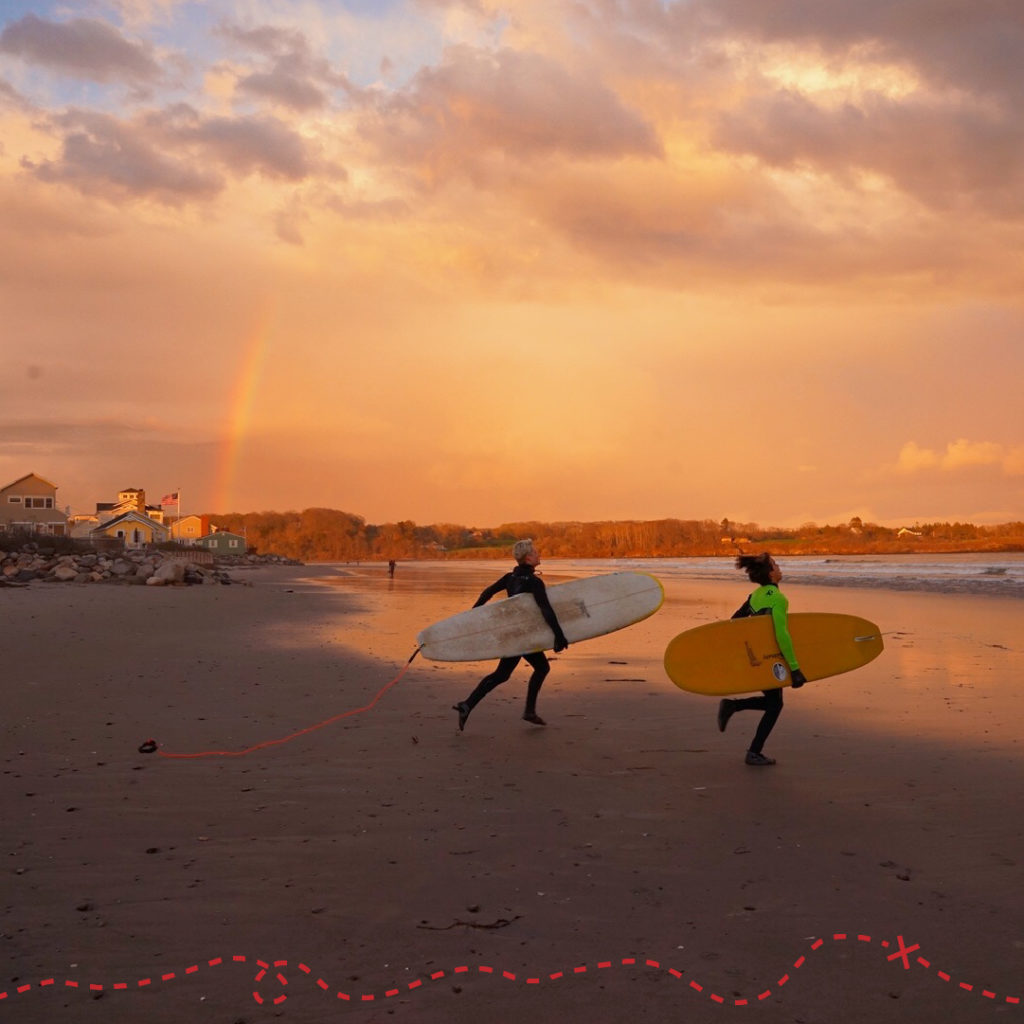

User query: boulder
[150,560,185,585]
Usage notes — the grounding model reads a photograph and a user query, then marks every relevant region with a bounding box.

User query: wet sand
[2,561,1023,1023]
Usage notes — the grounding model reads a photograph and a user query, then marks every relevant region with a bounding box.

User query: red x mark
[887,935,920,970]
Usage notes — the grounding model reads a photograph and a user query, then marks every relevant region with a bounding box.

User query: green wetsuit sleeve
[750,585,799,670]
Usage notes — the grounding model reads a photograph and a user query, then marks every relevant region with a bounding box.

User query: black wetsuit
[462,563,568,716]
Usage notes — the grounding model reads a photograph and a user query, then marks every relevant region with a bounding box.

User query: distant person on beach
[388,559,396,578]
[717,553,806,766]
[453,539,569,730]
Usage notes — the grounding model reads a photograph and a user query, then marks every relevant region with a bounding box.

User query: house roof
[90,510,167,533]
[1,472,58,491]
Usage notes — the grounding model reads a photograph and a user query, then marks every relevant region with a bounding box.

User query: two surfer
[453,539,569,731]
[717,553,806,766]
[447,542,804,763]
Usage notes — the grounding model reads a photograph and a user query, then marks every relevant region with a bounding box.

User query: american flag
[161,492,179,505]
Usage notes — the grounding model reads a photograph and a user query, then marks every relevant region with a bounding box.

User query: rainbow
[212,303,277,513]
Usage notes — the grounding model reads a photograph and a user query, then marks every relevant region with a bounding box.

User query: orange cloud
[896,439,1024,475]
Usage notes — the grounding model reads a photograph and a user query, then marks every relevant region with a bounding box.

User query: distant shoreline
[305,553,1024,600]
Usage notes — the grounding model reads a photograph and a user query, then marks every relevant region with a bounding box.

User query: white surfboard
[417,571,664,661]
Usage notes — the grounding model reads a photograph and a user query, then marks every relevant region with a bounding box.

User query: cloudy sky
[1,0,1021,527]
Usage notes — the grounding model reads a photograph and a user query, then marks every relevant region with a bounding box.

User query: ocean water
[555,553,1024,599]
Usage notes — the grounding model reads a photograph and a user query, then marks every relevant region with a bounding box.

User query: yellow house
[0,473,68,536]
[170,514,210,544]
[90,510,169,550]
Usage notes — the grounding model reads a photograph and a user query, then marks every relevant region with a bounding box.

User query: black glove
[790,668,806,688]
[554,635,569,653]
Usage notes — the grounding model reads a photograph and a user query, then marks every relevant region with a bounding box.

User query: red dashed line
[4,934,1022,1009]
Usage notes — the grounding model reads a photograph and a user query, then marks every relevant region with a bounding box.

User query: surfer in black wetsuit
[453,539,569,731]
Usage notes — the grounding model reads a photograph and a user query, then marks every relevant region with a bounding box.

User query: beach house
[196,530,247,555]
[0,473,69,536]
[90,510,169,549]
[170,514,210,545]
[95,488,167,525]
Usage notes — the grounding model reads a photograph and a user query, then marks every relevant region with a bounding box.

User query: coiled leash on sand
[138,647,421,759]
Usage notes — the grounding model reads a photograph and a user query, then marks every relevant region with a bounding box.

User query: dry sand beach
[3,560,1024,1024]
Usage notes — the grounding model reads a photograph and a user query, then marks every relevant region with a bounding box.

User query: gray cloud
[690,0,1024,104]
[238,68,328,111]
[360,44,662,172]
[27,104,319,202]
[216,20,353,111]
[29,109,223,201]
[186,114,313,180]
[712,90,1024,215]
[560,0,1024,218]
[0,14,161,84]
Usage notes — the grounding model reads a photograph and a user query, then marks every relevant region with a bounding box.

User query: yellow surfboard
[663,613,884,696]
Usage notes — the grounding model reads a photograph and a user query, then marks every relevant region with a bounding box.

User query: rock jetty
[0,543,302,587]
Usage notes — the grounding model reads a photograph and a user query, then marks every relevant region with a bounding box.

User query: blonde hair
[513,538,536,562]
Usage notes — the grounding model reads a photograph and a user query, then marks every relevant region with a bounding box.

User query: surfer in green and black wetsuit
[717,553,807,766]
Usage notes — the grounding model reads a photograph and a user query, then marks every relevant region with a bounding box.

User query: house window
[24,497,53,509]
[8,496,21,503]
[229,539,239,548]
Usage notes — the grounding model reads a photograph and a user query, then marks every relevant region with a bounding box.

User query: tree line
[205,508,1024,561]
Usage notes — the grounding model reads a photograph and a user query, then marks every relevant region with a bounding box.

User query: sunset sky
[2,0,1022,528]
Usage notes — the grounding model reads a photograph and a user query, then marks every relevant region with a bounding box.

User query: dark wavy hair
[736,553,775,586]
